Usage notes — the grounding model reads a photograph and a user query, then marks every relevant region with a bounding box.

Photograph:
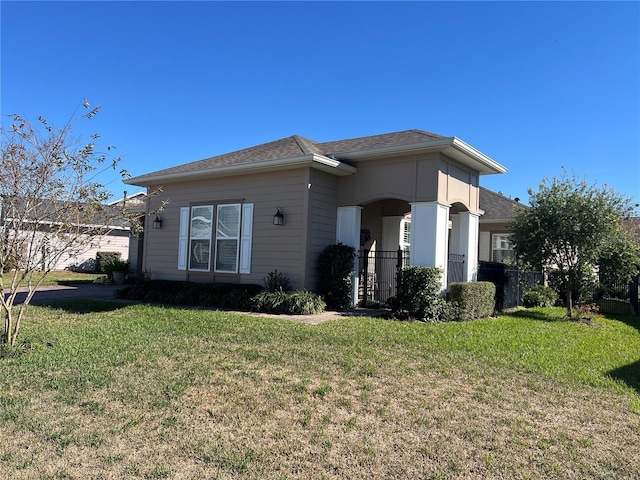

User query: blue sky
[2,1,639,206]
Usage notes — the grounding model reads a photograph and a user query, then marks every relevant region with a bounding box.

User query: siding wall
[7,228,129,271]
[144,168,310,289]
[305,169,339,291]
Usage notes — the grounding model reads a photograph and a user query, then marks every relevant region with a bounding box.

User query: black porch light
[152,215,163,229]
[273,207,284,226]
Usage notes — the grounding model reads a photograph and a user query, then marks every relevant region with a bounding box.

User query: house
[478,187,523,263]
[125,129,507,303]
[0,194,138,272]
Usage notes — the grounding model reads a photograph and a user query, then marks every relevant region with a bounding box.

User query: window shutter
[239,203,254,274]
[178,207,189,270]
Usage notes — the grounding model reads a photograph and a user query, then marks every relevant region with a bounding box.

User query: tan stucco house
[125,129,506,302]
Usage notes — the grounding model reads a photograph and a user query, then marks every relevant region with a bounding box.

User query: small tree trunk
[564,278,573,318]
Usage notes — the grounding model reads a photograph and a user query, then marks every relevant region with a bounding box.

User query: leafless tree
[1,101,134,346]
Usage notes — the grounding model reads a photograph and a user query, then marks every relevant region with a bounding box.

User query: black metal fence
[477,261,543,311]
[447,254,465,286]
[358,248,406,305]
[597,274,639,316]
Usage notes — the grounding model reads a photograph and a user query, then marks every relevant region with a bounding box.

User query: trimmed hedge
[394,266,448,321]
[115,280,263,310]
[317,243,356,309]
[523,285,557,308]
[449,281,496,320]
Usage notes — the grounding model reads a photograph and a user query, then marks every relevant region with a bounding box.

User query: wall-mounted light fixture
[273,207,284,226]
[152,215,163,229]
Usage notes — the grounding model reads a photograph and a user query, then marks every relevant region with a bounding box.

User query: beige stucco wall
[338,152,480,213]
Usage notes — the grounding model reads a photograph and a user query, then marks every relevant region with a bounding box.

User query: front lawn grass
[9,270,104,287]
[0,304,638,479]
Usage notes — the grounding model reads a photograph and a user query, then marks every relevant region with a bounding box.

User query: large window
[189,206,213,271]
[492,233,514,263]
[182,203,252,274]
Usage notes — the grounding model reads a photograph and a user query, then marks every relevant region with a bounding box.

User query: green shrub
[394,266,449,321]
[101,258,130,277]
[449,282,496,320]
[115,280,263,310]
[523,285,557,308]
[96,252,122,273]
[251,290,326,315]
[263,269,291,293]
[317,243,356,309]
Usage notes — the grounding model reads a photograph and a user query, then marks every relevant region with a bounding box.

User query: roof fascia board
[334,137,507,175]
[125,154,356,186]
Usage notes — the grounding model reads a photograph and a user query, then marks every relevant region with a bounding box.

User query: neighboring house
[0,195,135,272]
[125,129,507,303]
[478,187,523,263]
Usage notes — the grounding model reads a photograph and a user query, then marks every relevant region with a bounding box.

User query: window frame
[214,203,241,274]
[188,205,214,272]
[491,233,514,263]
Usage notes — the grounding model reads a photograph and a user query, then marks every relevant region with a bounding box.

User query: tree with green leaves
[509,171,639,318]
[1,101,132,347]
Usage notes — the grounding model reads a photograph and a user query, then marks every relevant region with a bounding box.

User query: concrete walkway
[5,284,387,324]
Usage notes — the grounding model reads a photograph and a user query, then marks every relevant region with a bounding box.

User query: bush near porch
[449,281,496,320]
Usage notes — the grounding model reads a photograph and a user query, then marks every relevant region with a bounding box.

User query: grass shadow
[504,309,562,322]
[35,299,133,314]
[608,313,640,333]
[608,359,640,394]
[56,279,102,286]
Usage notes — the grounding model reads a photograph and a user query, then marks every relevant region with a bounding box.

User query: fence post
[630,274,639,316]
[361,249,369,307]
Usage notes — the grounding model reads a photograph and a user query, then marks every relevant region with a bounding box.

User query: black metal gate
[358,248,407,305]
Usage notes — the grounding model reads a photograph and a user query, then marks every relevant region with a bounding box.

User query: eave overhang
[332,136,507,175]
[125,153,357,187]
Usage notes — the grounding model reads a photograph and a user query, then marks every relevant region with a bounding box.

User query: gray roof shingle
[129,129,448,183]
[479,187,524,221]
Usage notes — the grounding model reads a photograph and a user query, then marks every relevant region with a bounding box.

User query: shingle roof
[479,187,524,221]
[128,129,448,184]
[319,129,446,154]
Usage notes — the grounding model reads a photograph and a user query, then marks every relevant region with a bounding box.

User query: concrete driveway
[6,284,123,305]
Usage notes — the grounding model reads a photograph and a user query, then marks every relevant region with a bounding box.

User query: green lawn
[1,303,639,479]
[6,270,104,287]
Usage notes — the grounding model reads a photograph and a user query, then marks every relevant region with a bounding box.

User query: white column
[410,201,450,288]
[336,206,363,305]
[458,211,480,282]
[381,216,403,251]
